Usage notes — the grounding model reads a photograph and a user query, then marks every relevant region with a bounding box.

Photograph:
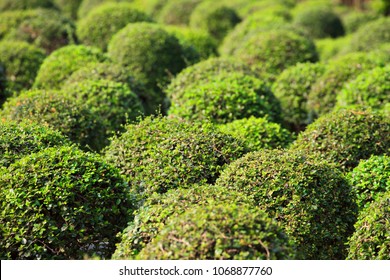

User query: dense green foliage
[291,109,390,171]
[158,0,202,26]
[77,0,134,18]
[342,12,378,34]
[0,0,55,11]
[0,146,133,260]
[216,149,357,259]
[53,0,82,19]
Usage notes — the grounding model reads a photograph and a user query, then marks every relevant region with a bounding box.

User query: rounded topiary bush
[77,3,152,51]
[0,120,70,167]
[1,89,107,151]
[0,145,134,260]
[336,66,390,113]
[217,116,294,151]
[103,116,248,199]
[137,203,297,260]
[342,11,378,34]
[0,9,41,39]
[347,155,390,211]
[62,79,144,135]
[158,0,202,26]
[77,0,134,18]
[347,192,390,260]
[0,41,46,92]
[0,0,55,11]
[235,30,318,76]
[107,22,186,94]
[53,0,82,19]
[314,36,351,61]
[272,62,325,131]
[168,72,281,124]
[113,184,255,259]
[215,149,357,259]
[34,45,106,90]
[307,52,384,117]
[189,1,241,43]
[292,6,345,39]
[291,109,390,171]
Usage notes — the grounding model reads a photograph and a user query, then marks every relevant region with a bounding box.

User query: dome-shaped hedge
[158,0,202,26]
[0,9,42,39]
[1,90,107,151]
[314,36,351,61]
[137,203,297,260]
[0,146,134,260]
[0,0,55,11]
[77,3,152,51]
[107,22,186,94]
[337,66,390,113]
[215,149,357,259]
[77,0,133,19]
[307,52,384,117]
[113,184,255,259]
[291,109,390,171]
[342,11,378,34]
[103,116,248,199]
[168,72,281,124]
[62,79,144,135]
[0,120,70,167]
[34,45,106,90]
[292,6,345,39]
[272,62,325,131]
[347,192,390,260]
[217,116,294,150]
[348,155,390,211]
[0,41,46,92]
[235,30,318,76]
[189,1,241,43]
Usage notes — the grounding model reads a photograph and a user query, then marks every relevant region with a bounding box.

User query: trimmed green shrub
[77,3,152,51]
[77,0,134,18]
[0,145,134,260]
[53,0,82,19]
[63,62,159,115]
[272,62,325,131]
[103,116,248,199]
[292,6,345,39]
[348,17,390,52]
[347,191,390,260]
[4,9,76,54]
[216,149,357,259]
[337,66,390,113]
[314,35,351,61]
[235,30,318,76]
[168,72,281,124]
[342,11,378,34]
[0,9,39,39]
[218,116,294,150]
[0,41,46,92]
[62,79,144,135]
[348,155,390,211]
[130,0,169,18]
[0,90,107,151]
[113,184,255,259]
[238,1,293,18]
[138,203,297,260]
[0,0,55,11]
[107,22,186,94]
[189,1,241,43]
[158,0,202,26]
[34,45,106,90]
[291,109,390,171]
[0,120,70,167]
[307,52,384,117]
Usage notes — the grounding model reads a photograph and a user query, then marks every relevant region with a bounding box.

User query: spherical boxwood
[0,0,55,11]
[77,3,152,51]
[347,155,390,211]
[77,0,134,19]
[0,146,134,260]
[314,36,351,61]
[215,149,357,259]
[137,203,297,260]
[107,22,186,94]
[34,45,106,90]
[235,30,318,76]
[291,109,390,171]
[0,120,70,167]
[292,6,345,39]
[0,41,46,92]
[53,0,82,19]
[342,11,378,34]
[103,116,248,199]
[348,17,390,52]
[168,72,281,124]
[336,66,390,113]
[62,79,144,135]
[217,116,294,151]
[347,192,390,260]
[113,184,255,259]
[272,62,326,131]
[158,0,202,26]
[189,1,241,43]
[1,90,107,151]
[307,52,384,117]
